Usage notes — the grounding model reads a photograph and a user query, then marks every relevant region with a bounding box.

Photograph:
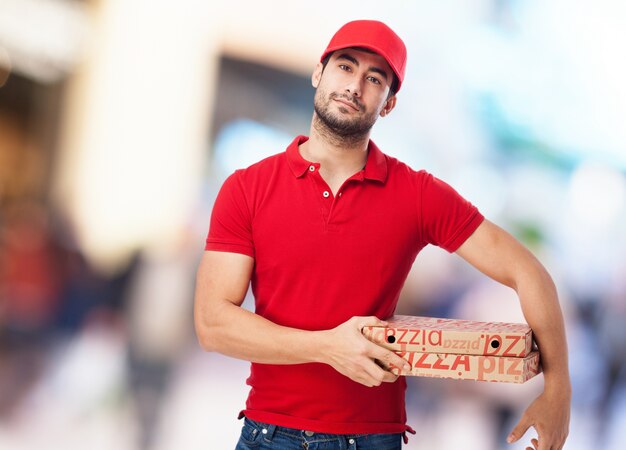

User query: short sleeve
[205,171,255,258]
[420,173,484,252]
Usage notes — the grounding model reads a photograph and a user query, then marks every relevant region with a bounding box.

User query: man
[194,20,571,450]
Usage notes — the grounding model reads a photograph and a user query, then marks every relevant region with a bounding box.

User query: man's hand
[507,390,571,450]
[318,316,411,387]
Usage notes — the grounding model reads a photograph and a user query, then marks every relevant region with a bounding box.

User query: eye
[338,64,352,72]
[367,76,382,85]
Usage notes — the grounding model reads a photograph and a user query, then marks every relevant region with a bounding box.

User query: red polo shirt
[206,135,484,434]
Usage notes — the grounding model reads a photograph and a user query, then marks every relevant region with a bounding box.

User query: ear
[379,95,397,117]
[312,62,323,88]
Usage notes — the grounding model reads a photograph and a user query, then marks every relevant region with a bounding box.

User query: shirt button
[323,191,330,198]
[348,438,355,444]
[261,428,268,434]
[308,165,315,172]
[304,431,315,437]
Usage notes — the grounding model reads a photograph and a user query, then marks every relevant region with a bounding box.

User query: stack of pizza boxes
[362,315,541,383]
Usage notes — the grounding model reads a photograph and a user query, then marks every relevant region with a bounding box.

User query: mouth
[333,96,360,112]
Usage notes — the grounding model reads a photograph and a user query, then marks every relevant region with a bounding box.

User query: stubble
[312,88,379,148]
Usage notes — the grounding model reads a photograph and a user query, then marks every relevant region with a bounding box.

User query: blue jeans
[235,417,403,450]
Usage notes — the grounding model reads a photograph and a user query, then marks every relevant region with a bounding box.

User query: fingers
[360,360,399,386]
[370,345,410,374]
[357,316,409,382]
[522,437,538,450]
[353,315,388,331]
[507,390,570,450]
[352,316,409,372]
[523,435,563,450]
[511,423,567,450]
[512,427,553,450]
[353,346,403,386]
[508,414,531,444]
[534,424,565,450]
[356,342,403,386]
[329,316,406,387]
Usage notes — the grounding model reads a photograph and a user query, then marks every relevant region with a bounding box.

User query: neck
[311,112,371,150]
[301,114,370,172]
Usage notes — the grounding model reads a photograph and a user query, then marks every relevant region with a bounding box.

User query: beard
[313,88,379,144]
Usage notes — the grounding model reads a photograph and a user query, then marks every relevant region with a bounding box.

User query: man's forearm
[195,292,410,387]
[196,297,326,365]
[514,260,571,395]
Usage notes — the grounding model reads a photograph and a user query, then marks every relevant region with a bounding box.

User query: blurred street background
[1,0,625,449]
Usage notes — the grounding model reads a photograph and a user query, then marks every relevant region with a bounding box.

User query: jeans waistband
[243,417,367,443]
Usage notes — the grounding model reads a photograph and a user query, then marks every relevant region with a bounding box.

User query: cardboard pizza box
[382,350,542,383]
[363,315,534,357]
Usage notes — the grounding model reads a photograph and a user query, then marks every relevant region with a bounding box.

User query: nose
[345,78,362,97]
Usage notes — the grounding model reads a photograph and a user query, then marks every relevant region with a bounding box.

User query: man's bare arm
[456,219,570,450]
[193,250,410,387]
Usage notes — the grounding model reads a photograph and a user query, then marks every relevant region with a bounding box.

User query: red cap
[320,20,407,93]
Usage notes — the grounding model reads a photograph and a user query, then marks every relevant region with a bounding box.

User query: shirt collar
[286,135,388,183]
[363,139,388,183]
[286,135,314,178]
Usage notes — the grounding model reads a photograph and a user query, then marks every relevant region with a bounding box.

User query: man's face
[312,49,397,139]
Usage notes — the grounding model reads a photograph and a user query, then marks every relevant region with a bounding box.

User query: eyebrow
[335,53,389,81]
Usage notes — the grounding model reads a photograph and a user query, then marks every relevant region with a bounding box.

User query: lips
[333,96,360,111]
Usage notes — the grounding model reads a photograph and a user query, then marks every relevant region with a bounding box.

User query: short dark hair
[321,49,399,97]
